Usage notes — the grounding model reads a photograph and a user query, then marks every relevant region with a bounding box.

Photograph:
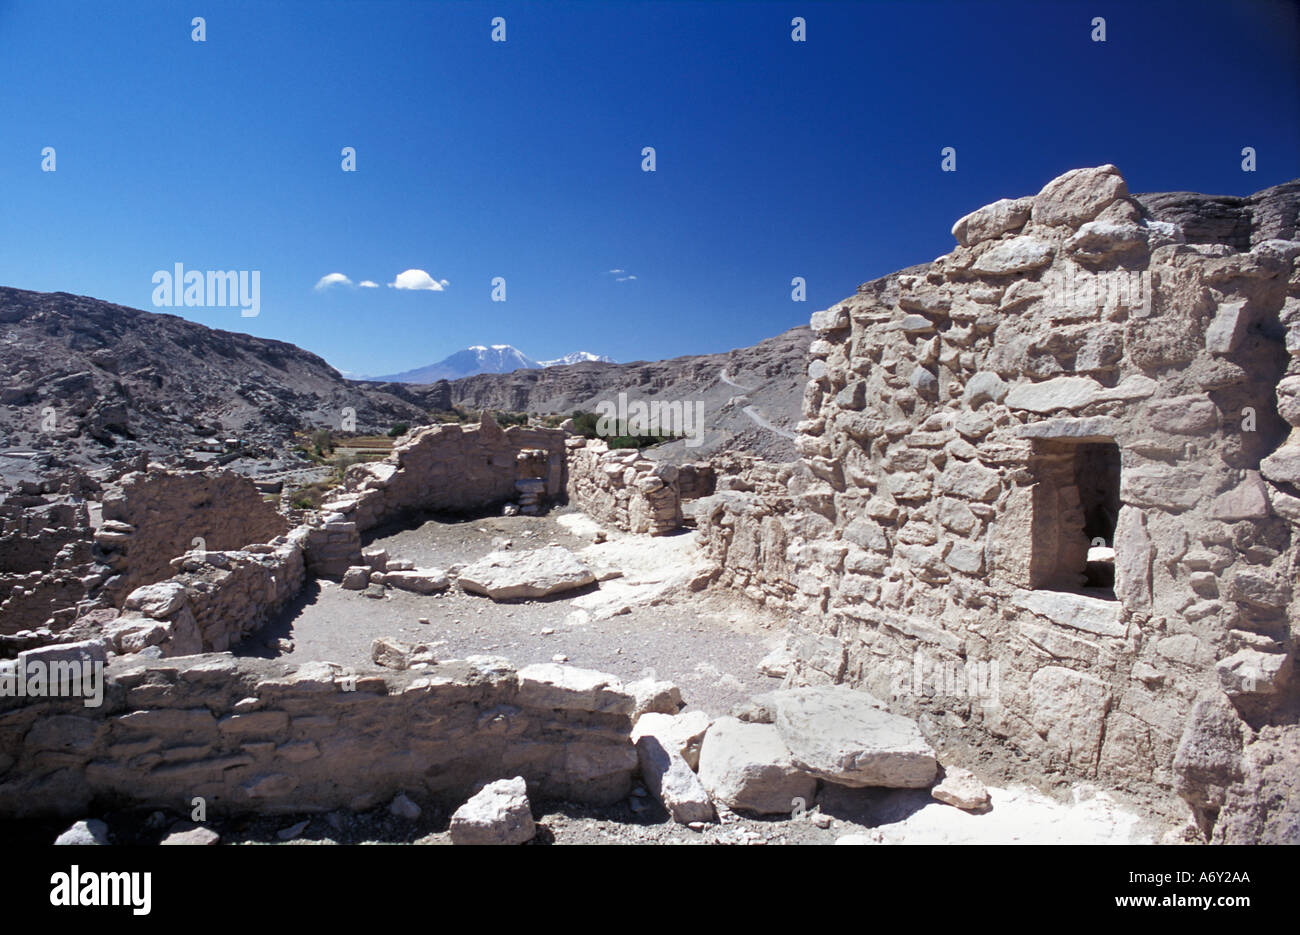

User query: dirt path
[719,367,797,441]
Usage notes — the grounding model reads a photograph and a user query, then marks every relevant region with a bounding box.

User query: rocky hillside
[447,325,814,462]
[0,287,428,477]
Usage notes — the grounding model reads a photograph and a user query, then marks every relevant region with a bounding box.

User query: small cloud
[607,268,624,274]
[389,269,448,291]
[314,272,353,290]
[358,280,378,288]
[616,274,638,282]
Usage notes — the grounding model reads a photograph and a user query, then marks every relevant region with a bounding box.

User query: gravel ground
[20,506,1163,847]
[240,506,785,716]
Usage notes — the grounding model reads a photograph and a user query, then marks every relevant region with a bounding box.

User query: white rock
[971,236,1055,275]
[697,717,816,815]
[627,677,682,720]
[517,663,634,715]
[123,581,188,618]
[771,686,939,789]
[1005,376,1104,413]
[449,777,535,845]
[757,643,796,679]
[634,725,715,824]
[458,545,596,600]
[931,766,991,811]
[341,566,369,590]
[55,818,110,845]
[382,569,450,594]
[633,710,712,772]
[159,824,219,845]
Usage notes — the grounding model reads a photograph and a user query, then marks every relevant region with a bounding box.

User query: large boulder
[771,686,938,789]
[1031,164,1128,228]
[697,716,816,815]
[449,777,536,845]
[457,545,596,600]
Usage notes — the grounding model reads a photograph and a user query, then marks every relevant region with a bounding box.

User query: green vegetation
[387,423,409,437]
[568,409,681,450]
[310,428,333,457]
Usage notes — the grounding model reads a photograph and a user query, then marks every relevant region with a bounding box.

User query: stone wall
[698,166,1299,835]
[320,415,566,540]
[0,491,100,635]
[105,529,308,656]
[565,438,683,535]
[0,653,637,819]
[94,469,290,605]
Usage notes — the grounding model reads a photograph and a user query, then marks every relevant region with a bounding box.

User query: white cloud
[358,280,378,288]
[314,272,353,290]
[616,274,638,282]
[607,268,624,274]
[389,269,448,291]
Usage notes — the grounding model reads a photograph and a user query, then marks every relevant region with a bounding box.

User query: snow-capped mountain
[372,345,613,383]
[537,350,615,367]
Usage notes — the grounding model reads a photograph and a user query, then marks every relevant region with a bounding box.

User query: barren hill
[0,287,428,475]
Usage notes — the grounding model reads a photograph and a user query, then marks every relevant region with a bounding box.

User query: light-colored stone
[159,823,219,845]
[931,766,991,811]
[458,545,596,600]
[771,686,938,788]
[1012,589,1124,638]
[382,568,450,594]
[951,196,1033,246]
[971,236,1055,275]
[54,818,110,845]
[627,677,682,720]
[449,777,535,845]
[697,717,816,815]
[516,663,633,715]
[634,725,715,824]
[1005,376,1103,413]
[1031,164,1128,228]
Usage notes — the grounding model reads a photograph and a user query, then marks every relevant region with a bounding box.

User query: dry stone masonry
[0,653,638,819]
[698,165,1300,842]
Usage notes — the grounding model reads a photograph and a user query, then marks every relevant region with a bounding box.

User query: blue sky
[1,0,1296,377]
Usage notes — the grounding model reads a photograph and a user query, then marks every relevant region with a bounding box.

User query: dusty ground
[241,506,782,717]
[163,506,1176,846]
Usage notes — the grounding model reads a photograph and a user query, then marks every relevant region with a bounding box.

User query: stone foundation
[0,653,636,819]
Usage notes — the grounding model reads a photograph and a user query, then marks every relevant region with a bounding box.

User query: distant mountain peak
[372,345,613,383]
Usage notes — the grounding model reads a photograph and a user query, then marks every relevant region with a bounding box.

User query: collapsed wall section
[0,653,637,819]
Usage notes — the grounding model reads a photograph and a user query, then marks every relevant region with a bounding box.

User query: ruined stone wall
[0,653,637,819]
[676,462,717,500]
[322,415,566,540]
[94,469,290,605]
[0,494,100,634]
[104,529,308,656]
[700,167,1299,827]
[565,438,683,535]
